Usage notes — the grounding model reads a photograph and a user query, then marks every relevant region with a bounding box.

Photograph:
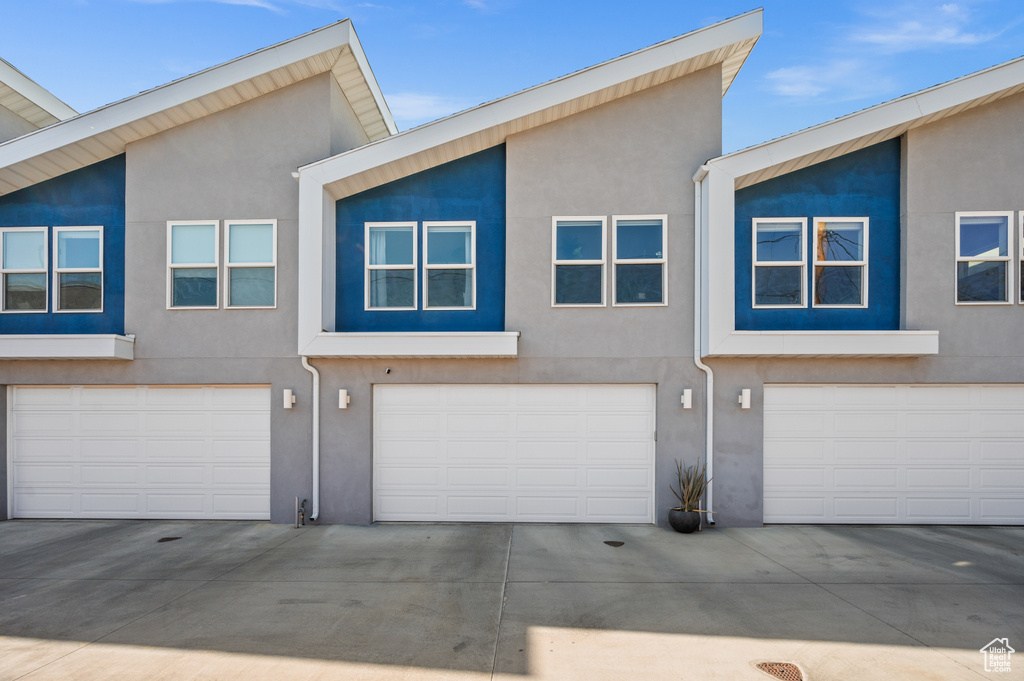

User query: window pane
[815,266,863,305]
[4,272,45,310]
[3,231,45,269]
[755,266,802,305]
[957,260,1007,302]
[959,216,1008,258]
[57,230,100,269]
[427,226,471,265]
[58,272,102,310]
[616,220,663,260]
[555,264,602,304]
[228,223,274,264]
[427,268,472,307]
[817,222,864,261]
[369,269,415,308]
[556,221,602,261]
[756,222,802,262]
[172,267,217,307]
[229,267,274,307]
[171,224,216,264]
[368,226,414,265]
[616,263,663,303]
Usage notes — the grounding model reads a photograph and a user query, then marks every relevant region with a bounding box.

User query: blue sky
[3,0,1023,152]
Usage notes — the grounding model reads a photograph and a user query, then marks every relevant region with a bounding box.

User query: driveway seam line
[489,522,515,679]
[714,529,816,584]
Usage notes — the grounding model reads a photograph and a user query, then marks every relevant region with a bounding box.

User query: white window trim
[954,211,1013,306]
[167,220,220,310]
[423,221,476,311]
[364,221,418,311]
[53,226,103,314]
[551,216,607,308]
[751,217,807,309]
[611,214,668,307]
[1020,211,1024,304]
[0,226,48,314]
[811,216,869,309]
[224,219,277,310]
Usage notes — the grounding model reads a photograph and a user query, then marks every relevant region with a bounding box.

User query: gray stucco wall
[0,386,6,520]
[706,91,1024,527]
[0,104,37,143]
[316,66,724,525]
[330,77,371,156]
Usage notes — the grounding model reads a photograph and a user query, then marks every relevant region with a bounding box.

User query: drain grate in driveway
[756,662,803,681]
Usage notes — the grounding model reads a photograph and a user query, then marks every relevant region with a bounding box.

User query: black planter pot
[668,508,701,533]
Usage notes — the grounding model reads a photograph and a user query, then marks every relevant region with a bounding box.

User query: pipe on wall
[692,165,715,525]
[300,356,321,521]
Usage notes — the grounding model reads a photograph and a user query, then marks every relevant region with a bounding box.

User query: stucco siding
[905,90,1024,358]
[505,65,722,360]
[125,73,337,360]
[0,104,37,143]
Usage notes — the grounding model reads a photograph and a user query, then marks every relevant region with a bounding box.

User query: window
[1,227,47,312]
[953,212,1012,305]
[365,222,417,310]
[54,227,103,312]
[813,217,868,307]
[552,217,606,306]
[225,221,276,308]
[752,218,805,308]
[613,215,667,305]
[168,221,219,308]
[424,222,475,309]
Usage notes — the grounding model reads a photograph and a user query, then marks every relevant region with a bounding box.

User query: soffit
[308,10,763,201]
[0,23,394,197]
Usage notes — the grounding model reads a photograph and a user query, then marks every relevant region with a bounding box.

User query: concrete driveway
[1,521,1021,681]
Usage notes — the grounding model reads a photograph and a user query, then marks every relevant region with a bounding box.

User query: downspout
[692,165,715,525]
[300,356,320,521]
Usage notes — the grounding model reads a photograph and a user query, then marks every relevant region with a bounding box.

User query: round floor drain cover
[157,537,182,543]
[756,662,802,681]
[603,541,624,547]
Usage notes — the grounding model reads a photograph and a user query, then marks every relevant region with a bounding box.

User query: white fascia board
[344,23,397,136]
[0,22,355,168]
[301,332,520,358]
[299,10,762,187]
[297,174,328,354]
[710,330,939,357]
[0,334,134,360]
[713,55,1024,180]
[703,163,737,353]
[0,58,76,123]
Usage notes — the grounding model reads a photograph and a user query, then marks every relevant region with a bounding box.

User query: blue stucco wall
[336,145,505,332]
[0,155,125,334]
[735,139,901,330]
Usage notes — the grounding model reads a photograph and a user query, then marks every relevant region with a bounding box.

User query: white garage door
[764,384,1024,524]
[373,384,656,523]
[9,386,271,519]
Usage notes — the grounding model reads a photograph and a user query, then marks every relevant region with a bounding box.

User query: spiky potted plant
[668,459,710,533]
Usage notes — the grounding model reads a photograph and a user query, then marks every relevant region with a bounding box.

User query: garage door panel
[15,412,73,433]
[10,386,270,520]
[764,384,1024,524]
[517,441,580,461]
[81,464,140,485]
[587,440,650,462]
[906,440,971,461]
[374,384,655,523]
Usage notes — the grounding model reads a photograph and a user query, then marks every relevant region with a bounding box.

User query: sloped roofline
[0,57,77,127]
[710,54,1024,188]
[0,20,395,195]
[298,9,763,200]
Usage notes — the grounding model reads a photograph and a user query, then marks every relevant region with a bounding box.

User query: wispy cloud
[764,60,896,101]
[851,3,1000,52]
[387,92,476,128]
[122,0,348,13]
